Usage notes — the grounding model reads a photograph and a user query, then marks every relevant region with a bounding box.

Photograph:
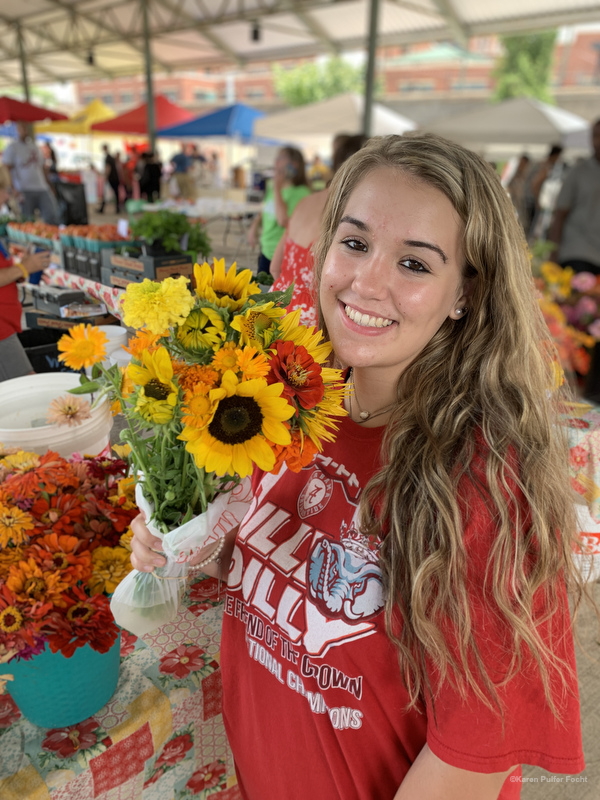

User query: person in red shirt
[0,166,51,381]
[131,134,587,799]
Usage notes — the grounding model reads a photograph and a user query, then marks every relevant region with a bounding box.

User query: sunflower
[121,276,195,334]
[87,546,133,595]
[180,370,294,478]
[194,258,261,312]
[298,375,348,449]
[173,363,219,394]
[125,328,165,359]
[230,302,287,350]
[0,503,35,548]
[277,309,333,363]
[128,347,179,425]
[58,324,108,370]
[177,307,226,351]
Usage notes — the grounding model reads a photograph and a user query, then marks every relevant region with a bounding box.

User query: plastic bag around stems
[111,478,253,637]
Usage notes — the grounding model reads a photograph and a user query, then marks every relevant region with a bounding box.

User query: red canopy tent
[91,95,193,135]
[0,96,68,123]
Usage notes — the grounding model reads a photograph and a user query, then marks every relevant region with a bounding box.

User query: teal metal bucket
[7,633,121,728]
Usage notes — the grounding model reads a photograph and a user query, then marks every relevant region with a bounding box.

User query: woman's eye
[400,258,429,273]
[341,237,367,252]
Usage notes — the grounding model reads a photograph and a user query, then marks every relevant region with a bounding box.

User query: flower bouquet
[0,447,138,723]
[57,258,347,635]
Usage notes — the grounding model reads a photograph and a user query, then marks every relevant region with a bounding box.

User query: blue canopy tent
[157,103,268,141]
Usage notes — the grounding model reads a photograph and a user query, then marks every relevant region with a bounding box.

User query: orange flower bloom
[236,346,270,381]
[125,328,165,359]
[6,557,70,607]
[270,430,318,474]
[174,362,219,394]
[5,451,78,499]
[25,533,93,584]
[267,340,324,410]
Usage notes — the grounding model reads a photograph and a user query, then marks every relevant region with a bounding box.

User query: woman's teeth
[344,305,393,328]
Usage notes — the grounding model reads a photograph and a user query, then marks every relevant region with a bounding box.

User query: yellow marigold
[125,328,165,359]
[211,341,239,373]
[121,276,195,334]
[174,363,219,394]
[194,257,261,312]
[57,324,107,370]
[88,546,133,595]
[0,504,35,549]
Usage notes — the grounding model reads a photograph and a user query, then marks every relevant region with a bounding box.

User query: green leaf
[69,381,101,395]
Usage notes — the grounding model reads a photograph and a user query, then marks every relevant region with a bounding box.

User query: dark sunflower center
[145,378,171,400]
[214,289,235,300]
[209,395,263,444]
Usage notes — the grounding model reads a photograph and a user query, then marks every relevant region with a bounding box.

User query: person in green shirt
[248,147,310,276]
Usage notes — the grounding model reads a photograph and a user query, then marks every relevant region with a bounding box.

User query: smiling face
[319,167,469,387]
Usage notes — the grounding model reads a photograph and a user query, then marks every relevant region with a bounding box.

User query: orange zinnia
[25,533,93,585]
[6,557,70,607]
[270,430,318,474]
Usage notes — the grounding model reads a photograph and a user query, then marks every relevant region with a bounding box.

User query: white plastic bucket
[97,325,128,356]
[0,373,113,458]
[109,349,133,369]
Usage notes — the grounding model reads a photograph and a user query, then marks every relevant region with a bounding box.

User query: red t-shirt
[220,416,584,800]
[0,243,21,339]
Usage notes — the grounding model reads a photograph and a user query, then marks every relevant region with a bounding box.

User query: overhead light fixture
[251,21,260,42]
[87,50,95,66]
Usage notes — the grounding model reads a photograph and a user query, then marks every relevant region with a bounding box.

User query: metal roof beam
[429,0,469,48]
[152,0,245,65]
[293,8,339,56]
[38,0,172,73]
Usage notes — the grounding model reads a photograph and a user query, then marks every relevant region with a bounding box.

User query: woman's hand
[21,250,51,274]
[130,513,167,572]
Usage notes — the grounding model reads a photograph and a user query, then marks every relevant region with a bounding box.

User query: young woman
[131,134,585,799]
[247,146,310,276]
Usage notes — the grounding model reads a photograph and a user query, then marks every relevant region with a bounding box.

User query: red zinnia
[30,493,85,536]
[44,587,118,657]
[267,340,324,409]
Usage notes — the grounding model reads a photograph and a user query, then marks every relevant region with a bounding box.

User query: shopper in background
[2,122,60,225]
[97,144,122,214]
[506,153,531,231]
[139,152,162,203]
[171,143,195,201]
[247,146,310,276]
[0,165,51,381]
[270,134,367,327]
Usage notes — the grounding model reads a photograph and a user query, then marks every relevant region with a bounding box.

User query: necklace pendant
[359,411,370,420]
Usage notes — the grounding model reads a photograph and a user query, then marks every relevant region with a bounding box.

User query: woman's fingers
[130,513,167,571]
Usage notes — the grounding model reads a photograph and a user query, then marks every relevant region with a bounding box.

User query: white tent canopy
[424,97,590,145]
[254,93,416,141]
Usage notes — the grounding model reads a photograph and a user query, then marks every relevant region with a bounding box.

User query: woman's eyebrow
[403,239,448,264]
[340,214,369,232]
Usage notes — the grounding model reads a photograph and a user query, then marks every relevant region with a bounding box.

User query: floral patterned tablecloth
[0,575,239,800]
[43,265,125,321]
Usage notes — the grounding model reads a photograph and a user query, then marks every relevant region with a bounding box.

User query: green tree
[493,31,557,103]
[273,57,364,106]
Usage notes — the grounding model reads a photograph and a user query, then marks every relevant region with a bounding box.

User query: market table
[0,574,240,800]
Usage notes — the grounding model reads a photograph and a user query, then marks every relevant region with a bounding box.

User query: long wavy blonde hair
[313,133,584,717]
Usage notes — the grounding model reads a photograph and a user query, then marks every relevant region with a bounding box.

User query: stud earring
[455,307,467,316]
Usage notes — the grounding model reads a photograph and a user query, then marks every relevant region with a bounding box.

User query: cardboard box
[101,249,193,283]
[25,310,120,331]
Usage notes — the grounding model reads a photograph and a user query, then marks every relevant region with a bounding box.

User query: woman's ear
[449,275,475,320]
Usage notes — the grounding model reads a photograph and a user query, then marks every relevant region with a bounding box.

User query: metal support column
[141,0,156,151]
[17,24,30,102]
[363,0,380,138]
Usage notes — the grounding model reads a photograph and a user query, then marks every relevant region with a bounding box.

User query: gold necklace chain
[347,368,396,424]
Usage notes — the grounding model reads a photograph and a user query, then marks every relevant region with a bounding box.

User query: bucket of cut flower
[0,447,139,728]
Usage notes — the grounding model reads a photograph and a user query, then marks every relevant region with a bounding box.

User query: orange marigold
[174,362,219,394]
[124,328,165,359]
[270,430,319,475]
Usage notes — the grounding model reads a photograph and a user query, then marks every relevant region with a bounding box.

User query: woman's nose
[351,252,390,298]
